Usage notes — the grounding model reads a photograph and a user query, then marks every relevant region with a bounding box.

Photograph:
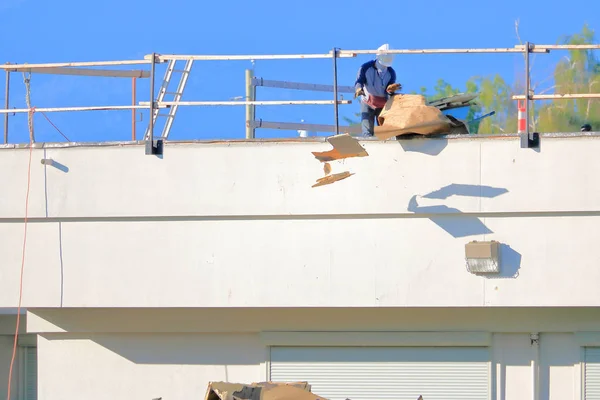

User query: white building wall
[37,333,264,400]
[27,307,599,400]
[1,136,600,309]
[35,331,587,400]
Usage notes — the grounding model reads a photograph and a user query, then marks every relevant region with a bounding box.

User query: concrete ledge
[1,131,599,150]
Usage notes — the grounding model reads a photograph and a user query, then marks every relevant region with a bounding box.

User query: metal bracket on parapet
[145,138,164,156]
[520,131,540,149]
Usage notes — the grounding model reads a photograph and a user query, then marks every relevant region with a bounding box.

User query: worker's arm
[354,61,372,97]
[386,68,401,94]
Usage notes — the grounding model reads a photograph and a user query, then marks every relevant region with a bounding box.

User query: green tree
[536,23,600,132]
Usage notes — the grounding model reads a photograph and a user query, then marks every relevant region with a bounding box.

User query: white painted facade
[1,133,600,399]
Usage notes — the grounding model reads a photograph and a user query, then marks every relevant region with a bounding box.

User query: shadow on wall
[484,244,521,279]
[423,183,508,200]
[396,136,448,156]
[408,195,492,238]
[407,183,509,238]
[43,333,264,366]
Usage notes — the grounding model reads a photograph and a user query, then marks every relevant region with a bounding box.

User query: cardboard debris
[374,94,455,140]
[204,381,328,400]
[312,171,353,188]
[312,133,369,162]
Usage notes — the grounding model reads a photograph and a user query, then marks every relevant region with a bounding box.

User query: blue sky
[0,0,598,144]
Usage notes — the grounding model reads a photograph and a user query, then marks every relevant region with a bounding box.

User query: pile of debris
[202,381,424,400]
[374,93,480,140]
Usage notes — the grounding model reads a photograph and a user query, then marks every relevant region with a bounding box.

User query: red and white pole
[517,99,526,134]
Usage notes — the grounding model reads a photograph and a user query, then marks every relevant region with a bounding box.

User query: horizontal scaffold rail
[5,67,150,78]
[252,77,355,93]
[0,60,150,69]
[1,44,597,71]
[512,93,600,100]
[340,44,600,55]
[0,105,153,114]
[252,120,361,133]
[340,47,549,55]
[149,53,356,62]
[140,100,352,107]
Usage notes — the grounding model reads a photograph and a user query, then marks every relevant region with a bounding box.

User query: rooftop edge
[1,131,599,150]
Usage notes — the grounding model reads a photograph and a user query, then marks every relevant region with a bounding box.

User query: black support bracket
[520,132,540,149]
[145,138,164,156]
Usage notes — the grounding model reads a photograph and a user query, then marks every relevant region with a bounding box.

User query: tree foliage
[536,24,600,133]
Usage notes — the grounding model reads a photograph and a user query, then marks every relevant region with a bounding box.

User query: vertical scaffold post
[132,77,137,141]
[521,42,539,149]
[332,47,340,136]
[245,69,255,139]
[4,68,9,144]
[145,53,163,155]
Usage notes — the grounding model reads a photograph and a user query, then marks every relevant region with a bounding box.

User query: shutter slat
[24,347,37,400]
[586,347,600,400]
[270,347,489,400]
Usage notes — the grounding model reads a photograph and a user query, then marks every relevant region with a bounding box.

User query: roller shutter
[585,347,600,400]
[22,346,37,400]
[270,346,490,400]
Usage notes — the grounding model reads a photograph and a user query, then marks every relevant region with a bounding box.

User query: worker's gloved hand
[387,83,402,93]
[354,88,364,98]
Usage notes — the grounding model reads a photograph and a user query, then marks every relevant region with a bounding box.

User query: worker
[354,43,401,137]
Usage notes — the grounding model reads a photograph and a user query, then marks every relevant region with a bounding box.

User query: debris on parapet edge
[310,134,368,188]
[311,133,369,162]
[312,171,354,188]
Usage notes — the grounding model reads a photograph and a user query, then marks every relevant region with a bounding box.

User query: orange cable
[6,129,34,400]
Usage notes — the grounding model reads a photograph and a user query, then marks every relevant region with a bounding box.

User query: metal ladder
[144,59,194,140]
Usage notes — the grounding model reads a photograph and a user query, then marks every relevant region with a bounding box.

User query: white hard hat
[376,43,394,67]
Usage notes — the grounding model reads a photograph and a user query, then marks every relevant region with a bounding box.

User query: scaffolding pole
[0,60,150,69]
[3,69,9,144]
[132,77,137,141]
[151,52,356,62]
[3,44,598,72]
[0,105,152,114]
[142,100,352,106]
[522,41,531,148]
[513,93,600,100]
[532,44,600,50]
[245,69,255,139]
[251,77,355,93]
[6,67,150,78]
[338,47,550,55]
[146,52,157,155]
[332,47,340,136]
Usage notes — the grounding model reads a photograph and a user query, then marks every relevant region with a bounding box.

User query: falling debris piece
[312,171,354,188]
[323,162,332,175]
[375,94,460,140]
[312,133,369,162]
